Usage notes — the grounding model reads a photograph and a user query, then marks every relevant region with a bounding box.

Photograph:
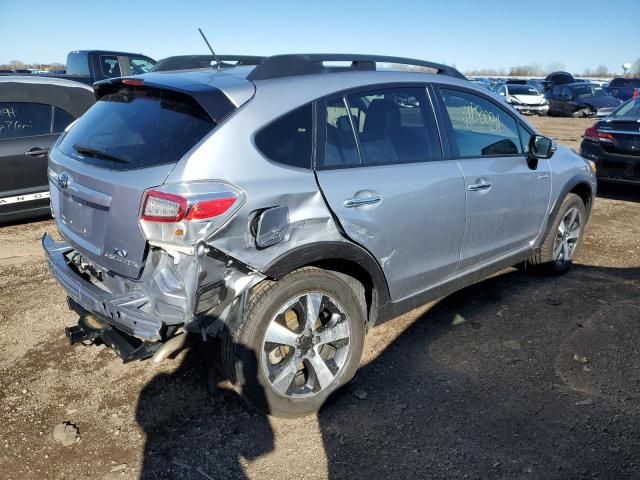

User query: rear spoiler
[93,77,236,124]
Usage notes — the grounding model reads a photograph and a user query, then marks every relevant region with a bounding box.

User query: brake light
[122,78,144,86]
[185,197,236,220]
[633,88,639,98]
[583,126,614,144]
[584,126,599,142]
[141,191,187,222]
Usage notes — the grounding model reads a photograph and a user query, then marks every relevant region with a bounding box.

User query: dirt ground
[0,116,639,480]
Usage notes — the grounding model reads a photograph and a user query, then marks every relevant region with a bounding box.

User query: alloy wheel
[261,292,351,398]
[553,207,581,264]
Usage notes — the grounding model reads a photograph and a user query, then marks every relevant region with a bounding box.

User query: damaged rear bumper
[42,233,265,344]
[43,233,162,340]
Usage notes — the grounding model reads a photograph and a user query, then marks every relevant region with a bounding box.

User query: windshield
[508,85,539,96]
[611,98,640,118]
[58,87,215,170]
[572,85,607,98]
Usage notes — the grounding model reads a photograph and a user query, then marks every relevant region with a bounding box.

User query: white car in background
[496,84,549,116]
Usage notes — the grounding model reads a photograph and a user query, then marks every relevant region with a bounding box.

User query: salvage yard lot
[0,116,639,480]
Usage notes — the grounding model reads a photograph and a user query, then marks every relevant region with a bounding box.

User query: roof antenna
[198,27,221,71]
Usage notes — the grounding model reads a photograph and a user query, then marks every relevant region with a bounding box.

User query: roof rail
[246,54,466,81]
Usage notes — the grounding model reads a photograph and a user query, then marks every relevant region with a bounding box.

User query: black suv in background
[580,97,640,184]
[0,77,95,222]
[608,77,640,102]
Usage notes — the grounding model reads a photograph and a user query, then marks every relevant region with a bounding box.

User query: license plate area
[59,193,108,254]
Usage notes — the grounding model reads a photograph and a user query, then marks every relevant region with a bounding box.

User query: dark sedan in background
[580,97,640,184]
[0,77,95,222]
[547,83,623,117]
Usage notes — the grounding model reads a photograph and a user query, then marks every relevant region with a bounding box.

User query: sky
[0,0,638,73]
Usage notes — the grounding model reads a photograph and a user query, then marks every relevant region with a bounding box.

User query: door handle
[343,195,381,208]
[467,183,492,192]
[24,148,49,157]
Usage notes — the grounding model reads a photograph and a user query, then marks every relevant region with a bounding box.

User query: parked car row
[472,71,637,118]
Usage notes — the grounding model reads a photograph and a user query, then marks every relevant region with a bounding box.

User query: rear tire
[528,193,586,275]
[219,267,365,418]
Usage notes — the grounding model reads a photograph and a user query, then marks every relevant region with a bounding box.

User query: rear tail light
[140,190,238,223]
[583,126,599,142]
[141,191,187,222]
[597,131,614,143]
[185,197,237,220]
[633,88,639,98]
[583,126,614,143]
[139,182,244,245]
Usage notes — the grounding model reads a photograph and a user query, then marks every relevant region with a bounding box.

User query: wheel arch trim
[544,174,594,243]
[261,241,391,314]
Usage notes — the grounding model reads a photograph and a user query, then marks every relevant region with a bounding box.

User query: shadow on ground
[597,181,640,203]
[137,263,640,479]
[136,335,274,479]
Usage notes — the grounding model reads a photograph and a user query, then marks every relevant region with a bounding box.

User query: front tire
[528,193,586,274]
[220,267,365,418]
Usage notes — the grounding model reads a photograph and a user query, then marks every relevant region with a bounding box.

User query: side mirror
[529,135,555,160]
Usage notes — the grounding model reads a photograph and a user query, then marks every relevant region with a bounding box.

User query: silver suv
[43,54,597,417]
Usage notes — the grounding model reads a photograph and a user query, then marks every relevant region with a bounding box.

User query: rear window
[508,85,539,96]
[66,52,89,76]
[58,87,214,170]
[612,97,640,117]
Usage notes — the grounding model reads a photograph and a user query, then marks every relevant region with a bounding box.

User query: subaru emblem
[58,172,70,189]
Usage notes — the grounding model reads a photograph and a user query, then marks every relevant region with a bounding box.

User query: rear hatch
[48,83,221,278]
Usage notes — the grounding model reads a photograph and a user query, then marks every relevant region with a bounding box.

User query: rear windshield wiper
[73,144,129,164]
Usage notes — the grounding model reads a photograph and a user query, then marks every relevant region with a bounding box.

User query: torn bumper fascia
[42,233,265,341]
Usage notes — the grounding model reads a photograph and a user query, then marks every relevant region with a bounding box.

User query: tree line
[466,59,640,78]
[0,60,65,71]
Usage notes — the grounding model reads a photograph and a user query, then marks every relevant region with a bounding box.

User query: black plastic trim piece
[542,175,594,240]
[262,241,391,305]
[247,54,467,82]
[377,248,534,325]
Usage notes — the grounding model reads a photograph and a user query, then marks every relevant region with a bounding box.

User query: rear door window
[58,87,215,170]
[323,98,361,168]
[346,87,442,166]
[255,104,313,169]
[0,102,52,139]
[319,86,441,169]
[439,89,523,157]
